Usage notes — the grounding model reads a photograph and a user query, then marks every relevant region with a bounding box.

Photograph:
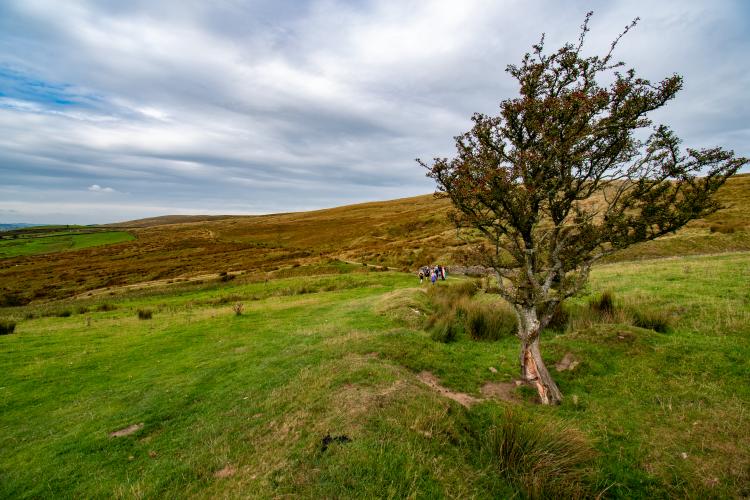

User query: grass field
[0,230,134,259]
[1,253,748,498]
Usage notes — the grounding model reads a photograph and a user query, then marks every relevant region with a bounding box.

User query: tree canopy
[419,13,748,404]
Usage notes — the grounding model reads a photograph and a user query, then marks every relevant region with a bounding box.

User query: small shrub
[97,303,117,312]
[232,302,244,316]
[631,308,673,333]
[430,317,461,343]
[56,310,72,318]
[137,309,153,320]
[480,409,597,498]
[76,306,90,315]
[220,273,235,282]
[589,291,615,318]
[0,321,16,335]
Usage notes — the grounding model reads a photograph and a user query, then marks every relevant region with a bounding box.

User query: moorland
[0,174,749,498]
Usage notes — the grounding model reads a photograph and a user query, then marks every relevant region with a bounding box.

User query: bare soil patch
[109,423,143,437]
[480,381,520,402]
[417,371,521,406]
[416,371,481,407]
[214,465,236,478]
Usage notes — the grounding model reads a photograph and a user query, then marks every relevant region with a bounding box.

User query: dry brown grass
[1,174,747,303]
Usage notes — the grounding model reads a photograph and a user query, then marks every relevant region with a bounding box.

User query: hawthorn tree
[419,13,747,405]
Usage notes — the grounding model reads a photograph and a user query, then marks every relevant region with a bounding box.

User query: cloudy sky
[1,0,748,224]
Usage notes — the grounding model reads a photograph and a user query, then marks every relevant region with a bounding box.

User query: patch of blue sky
[0,65,103,110]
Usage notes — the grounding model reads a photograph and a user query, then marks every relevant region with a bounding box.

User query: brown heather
[0,175,748,305]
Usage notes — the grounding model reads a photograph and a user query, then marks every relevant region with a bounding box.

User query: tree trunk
[517,308,563,405]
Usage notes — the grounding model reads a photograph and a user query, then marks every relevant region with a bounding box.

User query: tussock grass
[425,282,517,342]
[566,291,675,333]
[631,308,673,333]
[0,320,15,335]
[136,308,153,320]
[479,409,597,499]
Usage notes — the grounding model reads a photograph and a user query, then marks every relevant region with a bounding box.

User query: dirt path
[416,371,520,407]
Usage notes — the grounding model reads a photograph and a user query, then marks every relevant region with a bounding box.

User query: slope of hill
[0,175,748,304]
[1,253,748,497]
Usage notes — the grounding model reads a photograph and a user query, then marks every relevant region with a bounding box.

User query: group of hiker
[418,265,447,285]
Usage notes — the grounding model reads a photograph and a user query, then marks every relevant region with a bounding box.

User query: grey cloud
[0,0,747,224]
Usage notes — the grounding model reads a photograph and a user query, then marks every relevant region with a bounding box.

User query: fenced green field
[0,230,134,259]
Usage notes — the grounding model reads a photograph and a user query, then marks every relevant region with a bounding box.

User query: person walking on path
[430,271,437,285]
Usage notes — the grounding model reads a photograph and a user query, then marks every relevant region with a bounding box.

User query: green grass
[0,254,748,497]
[0,231,134,258]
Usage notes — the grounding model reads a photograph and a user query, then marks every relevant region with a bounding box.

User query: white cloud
[0,0,747,223]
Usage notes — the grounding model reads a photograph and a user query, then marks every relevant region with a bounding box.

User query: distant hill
[106,215,237,228]
[0,175,748,303]
[0,223,41,231]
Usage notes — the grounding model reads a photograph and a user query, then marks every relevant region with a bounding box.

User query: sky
[1,0,748,224]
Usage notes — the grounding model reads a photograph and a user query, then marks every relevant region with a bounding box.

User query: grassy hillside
[0,253,748,497]
[0,174,748,304]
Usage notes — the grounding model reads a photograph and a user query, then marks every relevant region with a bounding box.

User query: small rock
[109,423,144,438]
[148,450,158,458]
[214,465,236,478]
[555,352,579,371]
[680,452,688,459]
[488,367,498,373]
